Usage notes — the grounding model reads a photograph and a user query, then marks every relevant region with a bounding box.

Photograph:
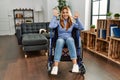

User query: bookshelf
[81,19,120,65]
[13,8,34,28]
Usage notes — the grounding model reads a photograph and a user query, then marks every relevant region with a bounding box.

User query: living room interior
[0,0,120,80]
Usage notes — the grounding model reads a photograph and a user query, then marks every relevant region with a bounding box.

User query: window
[91,0,110,27]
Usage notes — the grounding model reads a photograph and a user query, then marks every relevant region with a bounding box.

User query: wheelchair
[47,27,86,74]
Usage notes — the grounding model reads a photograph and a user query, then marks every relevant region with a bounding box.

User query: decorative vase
[90,28,95,33]
[114,17,119,19]
[107,16,111,19]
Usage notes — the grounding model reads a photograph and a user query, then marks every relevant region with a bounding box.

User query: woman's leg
[66,37,79,72]
[54,38,65,64]
[51,38,65,75]
[66,37,77,62]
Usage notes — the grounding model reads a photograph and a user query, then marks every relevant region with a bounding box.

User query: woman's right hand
[53,9,59,17]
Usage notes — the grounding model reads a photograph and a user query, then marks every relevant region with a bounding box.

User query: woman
[49,6,84,75]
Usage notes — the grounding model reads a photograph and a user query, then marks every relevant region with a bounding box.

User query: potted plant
[114,13,120,19]
[106,12,112,19]
[58,0,67,12]
[90,25,95,33]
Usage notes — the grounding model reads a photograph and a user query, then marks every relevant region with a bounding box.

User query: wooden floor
[0,35,120,80]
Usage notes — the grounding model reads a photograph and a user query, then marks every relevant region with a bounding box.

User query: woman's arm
[73,12,84,30]
[49,9,59,29]
[49,16,58,29]
[73,18,84,30]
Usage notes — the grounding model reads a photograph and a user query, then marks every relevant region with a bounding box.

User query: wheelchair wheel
[47,62,52,74]
[79,63,86,74]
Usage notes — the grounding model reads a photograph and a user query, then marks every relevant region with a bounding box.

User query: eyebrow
[63,11,68,13]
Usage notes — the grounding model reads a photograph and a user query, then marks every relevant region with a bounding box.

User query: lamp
[34,5,42,22]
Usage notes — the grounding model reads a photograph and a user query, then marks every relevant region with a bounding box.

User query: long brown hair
[60,6,73,31]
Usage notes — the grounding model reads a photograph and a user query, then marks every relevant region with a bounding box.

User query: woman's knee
[56,38,65,46]
[66,37,74,42]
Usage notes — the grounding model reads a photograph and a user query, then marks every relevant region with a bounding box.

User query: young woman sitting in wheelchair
[49,6,84,75]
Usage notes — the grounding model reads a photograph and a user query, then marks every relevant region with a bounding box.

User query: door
[0,0,14,35]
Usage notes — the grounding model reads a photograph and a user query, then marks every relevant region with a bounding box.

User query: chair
[16,22,50,58]
[47,27,86,74]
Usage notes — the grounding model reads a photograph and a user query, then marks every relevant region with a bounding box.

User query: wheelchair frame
[47,28,86,74]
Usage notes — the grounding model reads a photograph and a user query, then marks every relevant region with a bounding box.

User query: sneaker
[72,64,79,73]
[51,66,58,75]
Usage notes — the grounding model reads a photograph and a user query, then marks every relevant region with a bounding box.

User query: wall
[85,0,91,30]
[46,0,58,22]
[70,0,85,26]
[0,0,12,35]
[110,0,120,18]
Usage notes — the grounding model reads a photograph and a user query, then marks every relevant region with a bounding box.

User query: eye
[63,12,68,14]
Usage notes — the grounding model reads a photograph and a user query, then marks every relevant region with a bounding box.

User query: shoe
[51,66,58,75]
[72,64,79,73]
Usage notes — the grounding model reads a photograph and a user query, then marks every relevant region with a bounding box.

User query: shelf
[87,31,97,35]
[110,37,120,41]
[109,37,120,59]
[87,47,96,51]
[14,17,24,19]
[24,17,34,19]
[87,47,108,57]
[13,9,33,11]
[81,19,120,65]
[81,30,89,33]
[15,24,21,26]
[15,17,33,19]
[98,19,120,21]
[81,30,89,48]
[87,47,120,65]
[88,33,96,49]
[109,58,120,65]
[97,38,109,43]
[13,8,34,29]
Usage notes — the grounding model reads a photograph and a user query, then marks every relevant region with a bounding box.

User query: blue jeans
[54,37,77,62]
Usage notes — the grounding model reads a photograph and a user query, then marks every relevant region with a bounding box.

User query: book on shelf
[113,28,120,38]
[110,24,118,37]
[102,29,106,39]
[98,29,106,39]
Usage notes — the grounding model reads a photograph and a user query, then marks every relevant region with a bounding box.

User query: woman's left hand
[73,11,80,19]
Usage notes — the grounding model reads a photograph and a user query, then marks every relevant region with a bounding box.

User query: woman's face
[62,9,69,20]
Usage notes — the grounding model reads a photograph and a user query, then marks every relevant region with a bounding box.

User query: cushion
[22,33,48,46]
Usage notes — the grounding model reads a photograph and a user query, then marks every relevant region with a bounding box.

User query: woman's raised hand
[73,11,80,19]
[53,9,59,17]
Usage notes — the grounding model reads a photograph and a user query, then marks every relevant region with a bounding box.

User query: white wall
[46,0,58,22]
[70,0,85,26]
[85,0,91,30]
[0,0,12,35]
[110,0,120,18]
